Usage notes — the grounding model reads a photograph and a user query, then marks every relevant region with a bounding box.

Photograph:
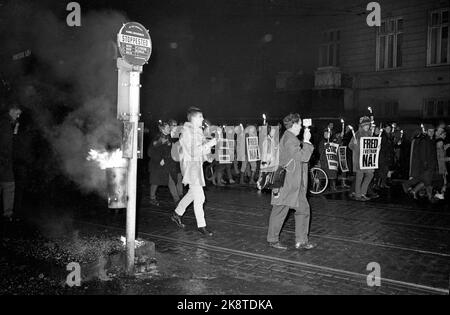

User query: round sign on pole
[117,22,152,66]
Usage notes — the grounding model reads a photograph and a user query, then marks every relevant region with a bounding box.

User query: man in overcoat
[267,113,315,250]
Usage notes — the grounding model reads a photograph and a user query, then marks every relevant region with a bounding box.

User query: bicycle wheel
[309,167,328,195]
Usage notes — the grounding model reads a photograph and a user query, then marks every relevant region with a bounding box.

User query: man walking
[267,113,316,250]
[170,107,217,236]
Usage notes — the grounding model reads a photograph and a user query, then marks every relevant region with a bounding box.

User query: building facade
[310,0,450,122]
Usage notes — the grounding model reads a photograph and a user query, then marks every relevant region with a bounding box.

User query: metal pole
[126,70,141,275]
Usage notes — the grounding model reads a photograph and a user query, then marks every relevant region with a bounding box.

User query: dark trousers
[267,201,311,244]
[0,182,15,217]
[150,175,180,202]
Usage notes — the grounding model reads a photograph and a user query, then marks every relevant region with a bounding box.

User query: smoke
[1,0,128,194]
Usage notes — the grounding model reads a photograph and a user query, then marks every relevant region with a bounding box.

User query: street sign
[12,50,31,61]
[117,22,152,66]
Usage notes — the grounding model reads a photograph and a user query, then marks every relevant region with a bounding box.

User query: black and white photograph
[0,0,449,301]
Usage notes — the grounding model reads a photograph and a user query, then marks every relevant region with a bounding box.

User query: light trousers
[355,171,374,197]
[175,185,206,228]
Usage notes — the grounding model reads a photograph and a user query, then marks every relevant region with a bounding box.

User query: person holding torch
[348,116,374,201]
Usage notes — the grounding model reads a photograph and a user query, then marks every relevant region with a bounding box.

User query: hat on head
[359,116,372,127]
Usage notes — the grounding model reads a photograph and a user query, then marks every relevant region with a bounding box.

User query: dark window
[428,9,450,65]
[377,18,403,70]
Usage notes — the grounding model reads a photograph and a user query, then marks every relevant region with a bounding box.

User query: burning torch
[348,125,357,144]
[262,114,267,126]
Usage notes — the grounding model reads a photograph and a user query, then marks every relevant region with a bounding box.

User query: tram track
[140,205,450,258]
[73,218,450,295]
[203,200,450,232]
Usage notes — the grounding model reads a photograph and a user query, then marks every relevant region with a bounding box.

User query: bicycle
[309,166,328,195]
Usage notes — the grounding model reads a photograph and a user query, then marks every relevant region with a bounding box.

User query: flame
[341,119,344,124]
[87,149,128,170]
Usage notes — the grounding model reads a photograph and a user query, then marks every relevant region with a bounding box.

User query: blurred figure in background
[435,130,449,199]
[402,125,438,202]
[318,128,338,191]
[168,119,184,199]
[148,121,181,206]
[377,123,395,189]
[0,103,22,221]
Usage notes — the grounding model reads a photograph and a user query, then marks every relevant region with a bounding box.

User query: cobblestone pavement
[75,183,450,295]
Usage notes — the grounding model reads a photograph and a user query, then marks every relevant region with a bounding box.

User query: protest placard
[338,146,349,172]
[325,143,339,171]
[359,137,381,170]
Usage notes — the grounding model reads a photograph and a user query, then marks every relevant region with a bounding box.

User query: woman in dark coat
[148,123,180,205]
[402,125,438,202]
[377,124,395,188]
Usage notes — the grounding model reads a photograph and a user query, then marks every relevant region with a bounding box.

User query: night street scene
[0,0,449,301]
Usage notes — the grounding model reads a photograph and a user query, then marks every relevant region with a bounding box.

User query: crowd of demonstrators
[148,108,449,241]
[313,115,449,203]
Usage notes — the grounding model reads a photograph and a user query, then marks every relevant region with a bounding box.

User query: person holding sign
[318,129,339,191]
[348,116,375,201]
[171,107,217,236]
[267,114,315,250]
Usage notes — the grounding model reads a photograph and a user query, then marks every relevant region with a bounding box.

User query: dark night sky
[1,0,366,124]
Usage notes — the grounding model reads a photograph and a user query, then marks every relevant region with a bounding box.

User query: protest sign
[338,146,349,172]
[246,136,260,162]
[359,137,381,170]
[325,143,339,171]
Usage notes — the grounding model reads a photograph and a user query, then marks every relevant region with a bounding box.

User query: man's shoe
[295,242,316,250]
[198,227,213,236]
[361,194,372,201]
[171,212,185,228]
[268,242,287,250]
[354,196,367,202]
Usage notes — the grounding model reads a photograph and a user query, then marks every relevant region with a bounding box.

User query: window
[375,101,399,117]
[319,29,340,67]
[376,17,403,70]
[427,8,449,65]
[423,98,450,118]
